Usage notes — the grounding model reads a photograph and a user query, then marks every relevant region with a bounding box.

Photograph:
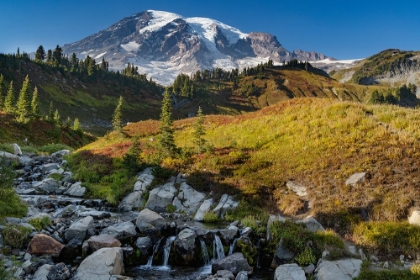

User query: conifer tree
[159,88,177,157]
[16,75,31,123]
[46,50,52,64]
[193,106,205,154]
[4,81,15,114]
[65,116,71,128]
[35,45,45,62]
[73,118,81,132]
[112,96,124,132]
[31,86,40,118]
[0,74,4,110]
[53,109,61,125]
[48,101,54,121]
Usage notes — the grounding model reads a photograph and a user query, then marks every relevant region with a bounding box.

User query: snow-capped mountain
[63,10,330,85]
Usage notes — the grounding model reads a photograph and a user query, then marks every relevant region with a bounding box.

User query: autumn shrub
[2,225,32,248]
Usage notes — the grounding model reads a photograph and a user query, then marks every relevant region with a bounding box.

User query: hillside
[331,49,420,95]
[76,98,420,233]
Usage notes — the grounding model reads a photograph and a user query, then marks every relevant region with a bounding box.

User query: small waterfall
[256,239,261,268]
[200,239,210,265]
[213,235,225,260]
[146,237,163,267]
[228,238,238,255]
[162,236,176,267]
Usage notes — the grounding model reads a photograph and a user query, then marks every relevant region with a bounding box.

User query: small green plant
[295,247,316,266]
[410,263,420,275]
[29,216,51,231]
[166,204,176,213]
[2,225,32,248]
[37,143,71,155]
[240,215,266,235]
[203,211,219,223]
[49,173,63,181]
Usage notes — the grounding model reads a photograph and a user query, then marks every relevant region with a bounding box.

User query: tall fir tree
[73,118,81,132]
[112,96,124,132]
[4,81,15,114]
[31,86,40,118]
[53,109,61,125]
[16,75,31,123]
[0,74,4,110]
[46,50,52,64]
[35,45,46,62]
[48,101,54,121]
[193,106,205,154]
[159,88,177,157]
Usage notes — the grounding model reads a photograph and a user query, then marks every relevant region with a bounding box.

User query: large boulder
[409,210,420,226]
[26,234,64,257]
[12,143,22,155]
[135,208,166,234]
[33,178,60,194]
[64,182,86,197]
[219,225,239,244]
[173,228,199,266]
[64,216,94,242]
[101,221,137,240]
[144,182,177,212]
[296,216,325,232]
[134,168,154,191]
[272,238,295,266]
[274,263,306,280]
[212,252,252,275]
[118,191,144,212]
[0,151,18,160]
[42,163,60,173]
[32,264,53,280]
[194,199,214,221]
[87,234,121,252]
[172,182,205,214]
[135,236,153,255]
[315,258,362,280]
[213,194,238,218]
[73,247,124,280]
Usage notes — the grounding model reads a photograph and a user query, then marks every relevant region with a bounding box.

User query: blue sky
[1,0,419,59]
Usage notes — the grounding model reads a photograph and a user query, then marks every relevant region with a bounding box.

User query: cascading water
[199,239,210,265]
[145,237,163,267]
[213,235,225,260]
[228,238,238,255]
[162,236,176,267]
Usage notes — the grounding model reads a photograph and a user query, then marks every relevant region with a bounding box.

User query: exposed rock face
[194,199,213,221]
[32,264,53,280]
[172,182,205,214]
[272,238,295,266]
[315,258,362,280]
[213,194,238,218]
[211,252,252,275]
[145,181,177,212]
[296,216,325,232]
[286,181,307,197]
[73,247,124,280]
[64,182,86,197]
[101,221,137,240]
[62,10,329,85]
[64,216,94,242]
[27,234,64,257]
[118,191,144,212]
[135,236,153,255]
[135,208,166,234]
[87,234,122,251]
[274,263,306,280]
[173,228,199,266]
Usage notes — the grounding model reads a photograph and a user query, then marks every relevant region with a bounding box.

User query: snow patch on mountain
[140,10,181,33]
[121,42,140,52]
[94,52,107,59]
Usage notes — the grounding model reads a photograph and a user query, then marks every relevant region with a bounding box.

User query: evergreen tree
[35,45,46,62]
[73,118,81,132]
[53,109,61,125]
[0,74,4,110]
[52,45,63,66]
[112,96,124,132]
[31,86,40,118]
[159,88,177,157]
[48,101,54,121]
[16,75,31,123]
[65,116,71,128]
[4,81,15,114]
[46,49,52,63]
[193,106,205,154]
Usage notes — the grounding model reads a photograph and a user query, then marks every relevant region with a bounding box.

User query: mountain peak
[63,10,330,85]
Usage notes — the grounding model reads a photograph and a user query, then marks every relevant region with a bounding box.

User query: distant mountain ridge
[62,10,330,85]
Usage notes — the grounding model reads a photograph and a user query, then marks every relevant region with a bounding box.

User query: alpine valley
[1,8,420,280]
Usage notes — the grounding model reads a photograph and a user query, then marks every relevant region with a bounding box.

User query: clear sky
[1,0,419,59]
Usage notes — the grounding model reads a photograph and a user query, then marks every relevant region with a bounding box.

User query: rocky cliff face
[62,10,329,85]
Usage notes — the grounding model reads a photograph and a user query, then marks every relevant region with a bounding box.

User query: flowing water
[213,234,225,260]
[162,236,176,267]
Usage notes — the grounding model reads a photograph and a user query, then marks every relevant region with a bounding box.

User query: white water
[145,238,163,267]
[199,239,210,265]
[213,235,225,260]
[163,236,176,267]
[228,238,238,255]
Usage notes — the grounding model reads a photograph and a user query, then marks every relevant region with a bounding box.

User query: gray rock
[79,210,110,219]
[296,216,325,232]
[136,236,152,255]
[42,163,60,173]
[51,150,70,157]
[173,228,198,266]
[304,263,315,274]
[235,271,248,280]
[135,208,166,234]
[118,191,144,212]
[212,252,252,275]
[345,172,366,186]
[315,258,362,280]
[194,199,214,221]
[0,151,18,160]
[12,143,22,155]
[272,238,295,266]
[101,221,137,240]
[286,181,307,197]
[134,169,154,191]
[216,270,235,280]
[219,225,239,244]
[18,156,34,165]
[213,194,238,218]
[32,264,53,280]
[64,216,93,242]
[145,182,177,212]
[408,210,420,226]
[274,263,306,280]
[172,182,205,214]
[22,260,34,274]
[47,262,71,280]
[73,247,124,280]
[267,215,286,240]
[33,178,59,194]
[64,182,86,197]
[87,234,122,251]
